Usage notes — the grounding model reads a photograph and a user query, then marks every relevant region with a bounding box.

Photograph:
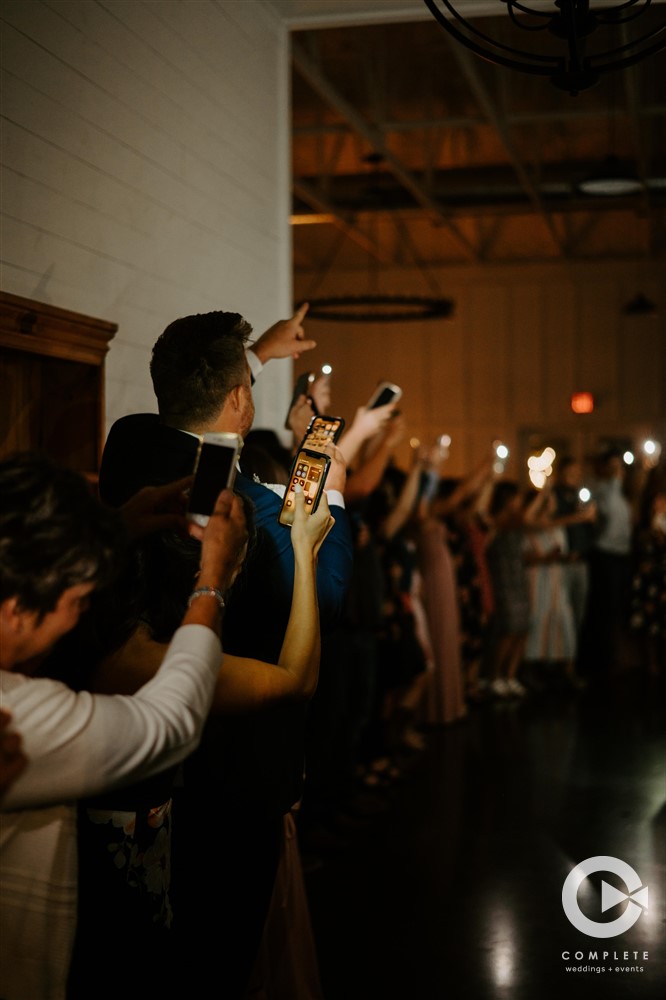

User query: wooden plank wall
[294,259,666,481]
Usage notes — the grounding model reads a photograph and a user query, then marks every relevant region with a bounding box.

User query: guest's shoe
[506,678,527,697]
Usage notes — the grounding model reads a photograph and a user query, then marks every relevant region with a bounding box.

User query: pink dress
[417,517,466,724]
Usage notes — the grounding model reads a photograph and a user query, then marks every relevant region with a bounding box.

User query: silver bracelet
[188,587,226,610]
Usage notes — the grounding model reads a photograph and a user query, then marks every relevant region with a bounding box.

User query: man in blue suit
[97,308,352,997]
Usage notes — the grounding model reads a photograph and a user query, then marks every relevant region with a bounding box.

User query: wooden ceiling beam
[292,39,480,261]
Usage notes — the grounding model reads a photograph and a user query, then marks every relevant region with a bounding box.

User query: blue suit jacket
[99,413,353,812]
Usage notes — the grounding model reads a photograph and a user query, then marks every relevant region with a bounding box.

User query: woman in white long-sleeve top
[0,454,332,1000]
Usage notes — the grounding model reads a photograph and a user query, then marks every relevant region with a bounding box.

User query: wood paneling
[0,292,116,475]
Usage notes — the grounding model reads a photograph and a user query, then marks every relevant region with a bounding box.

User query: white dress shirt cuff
[246,349,264,381]
[325,489,345,509]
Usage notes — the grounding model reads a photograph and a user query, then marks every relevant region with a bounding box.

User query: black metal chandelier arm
[423,0,562,71]
[305,295,454,323]
[596,0,655,26]
[423,0,666,93]
[505,1,554,31]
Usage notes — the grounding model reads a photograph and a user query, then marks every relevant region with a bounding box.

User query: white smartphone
[366,381,402,410]
[187,432,243,527]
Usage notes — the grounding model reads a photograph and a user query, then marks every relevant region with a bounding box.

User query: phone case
[187,432,243,526]
[366,382,402,410]
[278,448,331,526]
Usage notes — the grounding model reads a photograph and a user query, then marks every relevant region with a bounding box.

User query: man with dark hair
[97,306,353,997]
[150,311,255,430]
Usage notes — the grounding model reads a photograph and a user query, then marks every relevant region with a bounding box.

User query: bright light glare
[410,437,420,450]
[321,364,333,376]
[528,447,556,476]
[439,434,452,448]
[623,451,635,465]
[579,488,591,503]
[529,469,547,489]
[496,444,509,460]
[643,439,657,455]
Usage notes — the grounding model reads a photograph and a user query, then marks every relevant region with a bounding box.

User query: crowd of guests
[1,303,664,1000]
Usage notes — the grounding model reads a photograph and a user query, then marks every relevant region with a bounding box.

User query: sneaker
[490,678,510,698]
[506,678,527,697]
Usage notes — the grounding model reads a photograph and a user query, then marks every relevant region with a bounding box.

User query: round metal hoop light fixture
[305,295,454,323]
[423,0,666,96]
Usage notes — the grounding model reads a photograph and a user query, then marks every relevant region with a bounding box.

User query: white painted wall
[1,0,293,437]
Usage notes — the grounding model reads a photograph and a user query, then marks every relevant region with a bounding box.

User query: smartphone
[278,448,331,526]
[187,432,243,527]
[302,414,345,451]
[284,372,316,429]
[366,381,402,410]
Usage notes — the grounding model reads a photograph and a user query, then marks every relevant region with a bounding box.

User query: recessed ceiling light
[578,155,642,197]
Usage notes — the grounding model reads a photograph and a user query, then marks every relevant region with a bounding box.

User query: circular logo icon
[562,856,649,938]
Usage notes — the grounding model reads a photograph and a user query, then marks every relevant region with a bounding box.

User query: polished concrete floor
[304,670,666,1000]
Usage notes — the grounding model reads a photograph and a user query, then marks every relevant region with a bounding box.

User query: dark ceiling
[290,5,666,275]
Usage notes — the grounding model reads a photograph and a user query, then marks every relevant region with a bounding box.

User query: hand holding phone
[366,381,402,410]
[289,485,335,559]
[301,415,346,451]
[285,372,316,430]
[278,448,331,527]
[187,432,243,527]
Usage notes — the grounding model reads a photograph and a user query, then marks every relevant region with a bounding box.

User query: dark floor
[303,670,666,1000]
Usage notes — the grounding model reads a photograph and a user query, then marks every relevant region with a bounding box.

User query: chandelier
[423,0,666,96]
[305,295,454,323]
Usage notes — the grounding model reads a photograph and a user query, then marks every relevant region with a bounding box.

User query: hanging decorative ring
[423,0,666,96]
[305,295,454,323]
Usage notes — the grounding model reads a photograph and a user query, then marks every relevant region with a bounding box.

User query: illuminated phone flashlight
[579,487,591,503]
[623,451,635,465]
[492,441,509,475]
[438,434,452,448]
[321,364,333,376]
[641,439,662,467]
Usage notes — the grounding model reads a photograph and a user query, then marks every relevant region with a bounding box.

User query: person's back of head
[0,453,121,619]
[596,447,624,480]
[150,311,252,430]
[556,455,580,487]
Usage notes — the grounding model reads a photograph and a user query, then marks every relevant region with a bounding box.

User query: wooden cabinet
[0,291,117,480]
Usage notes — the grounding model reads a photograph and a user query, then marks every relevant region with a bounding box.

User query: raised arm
[345,412,406,504]
[1,490,248,811]
[249,303,316,364]
[338,402,397,468]
[87,491,335,713]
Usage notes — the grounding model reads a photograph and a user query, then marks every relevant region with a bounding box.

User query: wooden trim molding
[0,291,118,477]
[0,291,117,365]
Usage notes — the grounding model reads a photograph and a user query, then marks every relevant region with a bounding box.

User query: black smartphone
[301,414,345,451]
[284,371,316,429]
[366,381,402,410]
[187,432,243,527]
[278,448,331,526]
